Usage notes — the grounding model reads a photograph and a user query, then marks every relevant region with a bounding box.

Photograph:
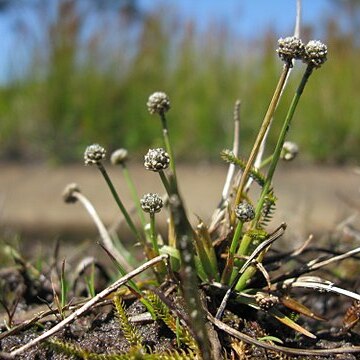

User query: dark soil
[1,241,360,359]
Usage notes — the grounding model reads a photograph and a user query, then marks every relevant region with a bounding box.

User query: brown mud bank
[0,163,359,243]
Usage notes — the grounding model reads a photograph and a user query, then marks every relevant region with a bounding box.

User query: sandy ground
[0,163,359,246]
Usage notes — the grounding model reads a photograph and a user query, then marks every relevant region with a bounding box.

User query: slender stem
[222,100,241,201]
[159,170,171,195]
[74,191,133,272]
[169,190,212,359]
[149,213,159,255]
[8,255,168,357]
[160,112,177,182]
[259,155,273,168]
[97,163,144,243]
[236,232,253,258]
[253,64,314,227]
[234,66,314,292]
[229,221,244,255]
[231,63,291,225]
[121,164,147,227]
[221,220,245,284]
[225,231,253,285]
[234,252,266,291]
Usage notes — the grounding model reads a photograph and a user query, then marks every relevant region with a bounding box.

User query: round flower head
[144,148,170,172]
[111,148,128,166]
[281,141,299,161]
[277,36,305,64]
[62,183,80,203]
[235,201,255,223]
[147,92,171,115]
[140,193,163,214]
[84,144,106,165]
[303,40,327,68]
[255,292,279,310]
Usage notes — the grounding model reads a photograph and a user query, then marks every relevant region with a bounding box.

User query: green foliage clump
[0,3,359,163]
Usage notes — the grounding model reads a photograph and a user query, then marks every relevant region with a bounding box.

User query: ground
[0,163,360,359]
[0,163,359,242]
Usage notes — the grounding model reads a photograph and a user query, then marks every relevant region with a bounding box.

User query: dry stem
[6,254,168,358]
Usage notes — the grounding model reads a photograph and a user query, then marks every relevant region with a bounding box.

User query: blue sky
[0,0,342,84]
[138,0,333,37]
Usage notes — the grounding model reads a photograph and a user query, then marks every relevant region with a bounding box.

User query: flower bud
[277,36,305,64]
[255,292,279,310]
[147,92,171,115]
[140,193,163,214]
[303,40,328,68]
[144,148,170,172]
[84,144,106,165]
[62,183,80,203]
[235,201,255,223]
[111,148,128,166]
[281,141,299,161]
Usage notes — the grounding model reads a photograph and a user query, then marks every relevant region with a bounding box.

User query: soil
[1,269,360,359]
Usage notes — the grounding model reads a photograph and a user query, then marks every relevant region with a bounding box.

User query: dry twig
[4,254,168,358]
[208,312,360,357]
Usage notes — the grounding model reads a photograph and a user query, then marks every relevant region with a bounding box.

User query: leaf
[196,219,219,274]
[259,191,277,228]
[220,149,267,187]
[257,335,284,344]
[267,307,316,339]
[194,221,220,282]
[113,295,143,349]
[160,245,180,271]
[280,295,326,321]
[146,291,198,352]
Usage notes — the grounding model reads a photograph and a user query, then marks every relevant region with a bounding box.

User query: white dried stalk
[306,246,360,272]
[245,0,302,192]
[7,254,168,357]
[222,100,241,200]
[279,276,360,302]
[74,191,133,273]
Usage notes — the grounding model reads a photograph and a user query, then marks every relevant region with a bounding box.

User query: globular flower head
[303,40,328,68]
[140,193,163,214]
[147,92,171,115]
[255,292,279,310]
[144,148,170,172]
[281,141,299,161]
[62,183,80,203]
[84,144,106,165]
[277,36,305,64]
[235,201,255,223]
[111,148,128,166]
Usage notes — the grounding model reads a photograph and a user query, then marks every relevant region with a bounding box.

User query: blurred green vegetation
[0,1,359,164]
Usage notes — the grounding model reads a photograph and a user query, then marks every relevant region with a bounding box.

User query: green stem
[108,252,156,318]
[229,221,244,255]
[236,232,252,257]
[159,170,171,195]
[231,63,291,225]
[228,232,253,285]
[149,213,159,255]
[60,259,67,309]
[234,252,266,291]
[121,164,147,227]
[169,187,212,359]
[253,64,314,227]
[97,163,144,244]
[160,112,177,182]
[235,65,314,292]
[259,155,273,168]
[221,221,244,284]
